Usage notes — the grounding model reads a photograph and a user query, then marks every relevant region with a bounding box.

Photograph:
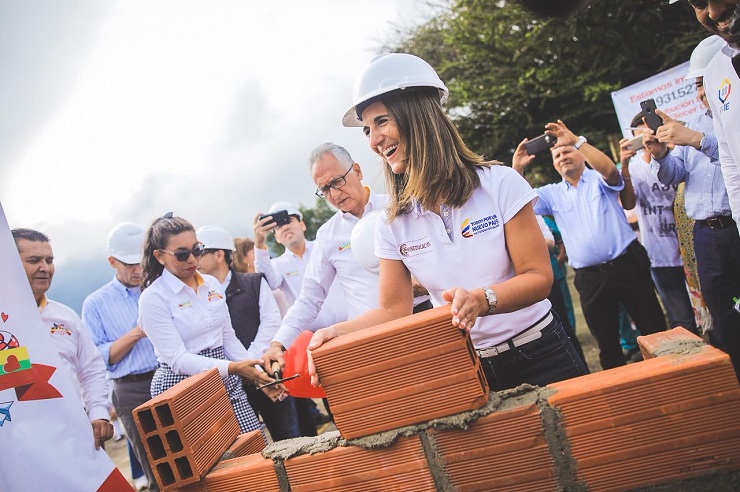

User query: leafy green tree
[388,0,706,185]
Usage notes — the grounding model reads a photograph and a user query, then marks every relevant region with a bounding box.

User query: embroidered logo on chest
[178,301,192,309]
[399,237,433,258]
[49,323,72,336]
[207,290,223,302]
[337,241,351,253]
[718,78,732,114]
[461,214,500,238]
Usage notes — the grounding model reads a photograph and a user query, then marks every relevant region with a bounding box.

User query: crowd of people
[9,1,740,489]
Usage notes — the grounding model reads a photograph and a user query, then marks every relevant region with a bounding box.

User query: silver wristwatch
[483,287,498,316]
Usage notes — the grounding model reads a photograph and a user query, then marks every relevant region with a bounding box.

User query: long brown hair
[372,89,497,220]
[141,216,194,290]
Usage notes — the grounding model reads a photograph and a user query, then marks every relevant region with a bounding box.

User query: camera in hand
[524,134,557,155]
[259,210,292,227]
[639,99,663,133]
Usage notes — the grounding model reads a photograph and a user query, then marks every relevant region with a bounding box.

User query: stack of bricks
[310,305,489,439]
[133,368,240,490]
[135,311,740,491]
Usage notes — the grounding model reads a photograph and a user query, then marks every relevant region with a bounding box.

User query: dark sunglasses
[158,243,205,262]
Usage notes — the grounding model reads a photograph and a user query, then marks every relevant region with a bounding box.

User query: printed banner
[0,202,130,491]
[611,62,698,138]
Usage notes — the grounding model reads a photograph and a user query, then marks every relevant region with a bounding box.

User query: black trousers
[574,240,667,370]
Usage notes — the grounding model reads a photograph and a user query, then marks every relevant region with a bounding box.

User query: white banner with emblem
[611,62,698,138]
[0,202,130,491]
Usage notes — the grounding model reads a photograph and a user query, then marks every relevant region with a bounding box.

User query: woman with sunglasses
[308,54,587,391]
[139,214,278,434]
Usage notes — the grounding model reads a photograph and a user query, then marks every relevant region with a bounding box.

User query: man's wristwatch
[482,287,498,316]
[574,135,587,149]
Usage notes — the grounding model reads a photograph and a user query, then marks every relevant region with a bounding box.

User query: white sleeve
[245,278,281,358]
[711,104,740,232]
[73,313,112,422]
[536,215,555,245]
[273,237,335,348]
[375,210,401,260]
[253,247,284,291]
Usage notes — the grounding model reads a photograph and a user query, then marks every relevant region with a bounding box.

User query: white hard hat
[268,201,303,221]
[685,35,726,79]
[342,53,449,127]
[350,209,381,274]
[196,226,235,251]
[107,222,145,264]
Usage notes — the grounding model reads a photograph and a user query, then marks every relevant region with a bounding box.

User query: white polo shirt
[254,240,348,330]
[375,165,551,350]
[273,189,387,348]
[138,270,250,378]
[705,43,740,232]
[39,296,111,422]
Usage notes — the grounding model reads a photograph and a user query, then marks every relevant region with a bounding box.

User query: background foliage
[385,0,707,185]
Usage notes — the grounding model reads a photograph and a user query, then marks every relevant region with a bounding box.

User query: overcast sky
[1,0,437,268]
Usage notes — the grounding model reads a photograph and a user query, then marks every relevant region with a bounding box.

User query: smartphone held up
[639,98,663,133]
[524,134,557,155]
[259,210,292,228]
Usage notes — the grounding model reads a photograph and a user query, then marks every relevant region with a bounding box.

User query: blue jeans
[480,315,588,391]
[651,266,698,333]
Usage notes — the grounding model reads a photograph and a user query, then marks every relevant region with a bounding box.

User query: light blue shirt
[651,112,731,221]
[534,168,636,269]
[82,275,158,379]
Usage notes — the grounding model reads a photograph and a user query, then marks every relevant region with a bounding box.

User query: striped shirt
[82,275,158,380]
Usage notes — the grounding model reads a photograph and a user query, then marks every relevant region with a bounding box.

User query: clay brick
[637,326,705,360]
[174,454,280,492]
[132,368,240,490]
[429,403,557,492]
[311,306,488,439]
[547,345,740,491]
[222,430,267,459]
[284,435,436,491]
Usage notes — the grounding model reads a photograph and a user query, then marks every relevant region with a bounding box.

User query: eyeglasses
[158,243,205,262]
[315,166,353,199]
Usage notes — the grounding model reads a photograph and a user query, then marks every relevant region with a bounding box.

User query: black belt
[576,250,629,273]
[695,215,735,229]
[113,369,156,384]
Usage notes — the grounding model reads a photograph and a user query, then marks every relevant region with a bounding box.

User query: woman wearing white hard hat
[309,53,587,391]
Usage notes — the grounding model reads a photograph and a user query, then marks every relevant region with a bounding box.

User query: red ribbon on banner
[0,364,62,401]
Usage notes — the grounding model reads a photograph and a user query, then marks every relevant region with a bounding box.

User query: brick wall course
[547,345,740,491]
[283,435,436,492]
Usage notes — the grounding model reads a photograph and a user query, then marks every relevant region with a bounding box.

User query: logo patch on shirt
[399,237,432,258]
[461,214,500,238]
[207,290,223,302]
[177,301,192,309]
[285,270,300,277]
[337,241,351,252]
[718,78,732,114]
[49,323,72,336]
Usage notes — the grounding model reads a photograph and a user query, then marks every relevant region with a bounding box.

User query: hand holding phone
[626,134,644,151]
[524,134,557,155]
[259,210,291,228]
[640,99,663,133]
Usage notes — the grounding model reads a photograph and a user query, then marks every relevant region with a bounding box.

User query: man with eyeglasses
[12,228,114,452]
[81,222,159,491]
[261,142,387,372]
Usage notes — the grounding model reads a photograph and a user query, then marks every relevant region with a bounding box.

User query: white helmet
[342,53,449,127]
[685,35,726,79]
[196,226,235,251]
[107,222,145,264]
[268,201,303,221]
[350,210,380,274]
